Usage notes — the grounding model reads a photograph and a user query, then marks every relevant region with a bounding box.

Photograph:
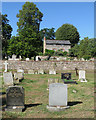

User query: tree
[15,2,43,57]
[2,14,12,58]
[55,24,80,47]
[69,37,96,59]
[40,27,55,40]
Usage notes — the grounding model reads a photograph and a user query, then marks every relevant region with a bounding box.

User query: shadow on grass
[23,103,42,112]
[68,101,82,106]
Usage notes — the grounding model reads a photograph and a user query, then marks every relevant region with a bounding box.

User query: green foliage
[45,49,68,56]
[8,2,43,58]
[55,23,80,47]
[2,14,12,58]
[40,27,55,40]
[69,37,96,59]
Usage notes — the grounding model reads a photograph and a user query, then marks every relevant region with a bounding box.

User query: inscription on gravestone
[5,86,25,112]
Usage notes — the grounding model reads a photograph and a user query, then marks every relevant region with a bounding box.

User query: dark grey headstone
[5,86,25,112]
[61,73,71,80]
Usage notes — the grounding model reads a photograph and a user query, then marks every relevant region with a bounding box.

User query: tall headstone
[5,86,25,112]
[47,83,69,111]
[3,61,8,72]
[36,56,38,61]
[78,70,87,82]
[3,72,13,87]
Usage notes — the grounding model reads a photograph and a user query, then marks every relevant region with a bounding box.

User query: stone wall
[46,45,71,52]
[2,60,94,71]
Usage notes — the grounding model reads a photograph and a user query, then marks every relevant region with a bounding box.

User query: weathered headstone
[12,54,16,60]
[3,61,8,72]
[3,72,13,87]
[14,72,24,84]
[49,69,56,74]
[38,69,44,74]
[47,83,69,111]
[28,70,34,74]
[78,70,87,82]
[5,86,25,112]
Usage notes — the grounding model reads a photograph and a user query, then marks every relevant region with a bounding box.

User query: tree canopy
[8,2,43,58]
[69,37,96,59]
[2,14,12,58]
[55,24,80,47]
[40,27,55,40]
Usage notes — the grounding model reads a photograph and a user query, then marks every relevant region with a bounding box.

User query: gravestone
[14,72,24,84]
[26,58,29,61]
[38,69,44,74]
[49,69,56,74]
[28,70,34,74]
[3,72,13,87]
[17,69,24,73]
[3,61,8,72]
[78,70,87,82]
[5,86,25,112]
[19,55,22,60]
[47,83,69,111]
[36,56,38,61]
[61,73,71,80]
[12,54,16,60]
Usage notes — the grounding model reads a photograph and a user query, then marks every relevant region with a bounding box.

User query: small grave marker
[78,70,87,82]
[49,69,56,74]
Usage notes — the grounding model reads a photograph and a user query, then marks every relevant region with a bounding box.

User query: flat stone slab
[46,105,70,112]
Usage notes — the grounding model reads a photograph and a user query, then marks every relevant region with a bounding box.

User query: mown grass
[1,70,95,119]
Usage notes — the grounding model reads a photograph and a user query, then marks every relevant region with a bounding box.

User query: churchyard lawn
[2,70,95,118]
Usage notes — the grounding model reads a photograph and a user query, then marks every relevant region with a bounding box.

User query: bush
[83,55,91,60]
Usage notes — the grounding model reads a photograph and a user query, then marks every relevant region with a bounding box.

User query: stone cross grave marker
[3,61,8,72]
[3,72,13,87]
[79,70,87,82]
[5,86,25,112]
[47,83,69,111]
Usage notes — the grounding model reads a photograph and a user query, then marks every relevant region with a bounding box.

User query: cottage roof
[46,40,71,45]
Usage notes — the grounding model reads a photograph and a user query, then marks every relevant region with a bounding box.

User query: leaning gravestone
[47,83,69,111]
[38,69,44,74]
[78,70,87,82]
[49,69,56,74]
[14,72,24,84]
[28,70,34,74]
[3,72,13,87]
[5,86,25,112]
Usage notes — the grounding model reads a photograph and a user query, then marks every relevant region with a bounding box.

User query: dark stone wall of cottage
[2,60,94,71]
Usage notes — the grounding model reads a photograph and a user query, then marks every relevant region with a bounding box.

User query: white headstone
[79,70,87,82]
[49,69,56,74]
[3,61,8,72]
[12,54,16,60]
[17,69,24,73]
[36,56,38,61]
[26,58,29,61]
[3,72,13,86]
[19,55,22,60]
[49,83,67,106]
